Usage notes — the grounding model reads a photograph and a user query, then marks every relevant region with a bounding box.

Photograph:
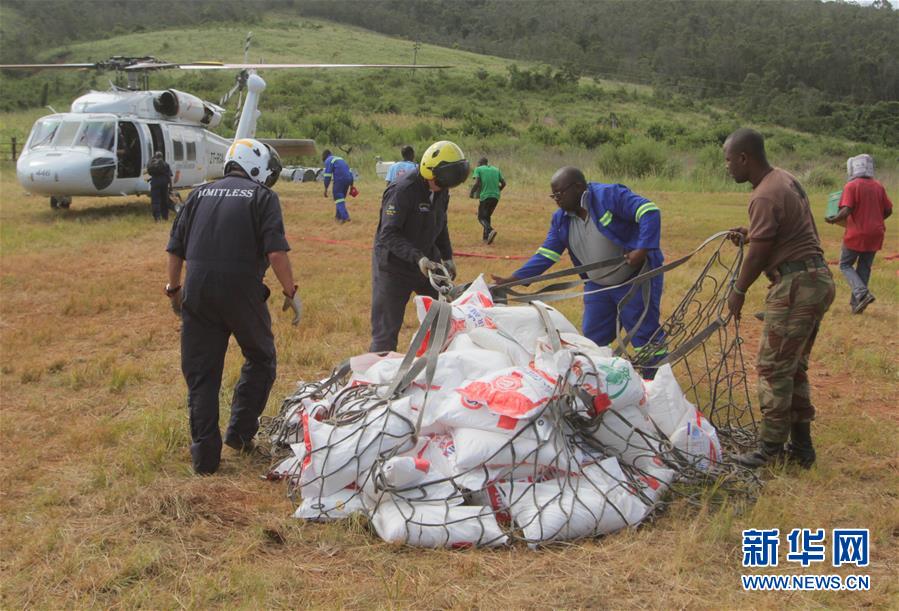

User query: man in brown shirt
[723,128,835,469]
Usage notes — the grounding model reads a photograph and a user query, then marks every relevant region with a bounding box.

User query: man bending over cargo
[492,166,666,378]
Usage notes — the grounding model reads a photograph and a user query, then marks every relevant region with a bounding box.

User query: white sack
[466,327,534,366]
[483,303,579,357]
[847,153,874,179]
[499,458,649,547]
[298,398,416,497]
[374,453,461,505]
[645,364,721,470]
[294,486,367,520]
[412,276,498,354]
[370,496,508,548]
[451,426,562,471]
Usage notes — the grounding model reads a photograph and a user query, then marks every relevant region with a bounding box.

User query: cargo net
[260,234,759,548]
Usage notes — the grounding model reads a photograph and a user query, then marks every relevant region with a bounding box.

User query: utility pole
[412,41,421,78]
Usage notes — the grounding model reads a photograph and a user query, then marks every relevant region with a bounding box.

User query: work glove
[418,257,439,278]
[282,285,302,326]
[442,259,457,280]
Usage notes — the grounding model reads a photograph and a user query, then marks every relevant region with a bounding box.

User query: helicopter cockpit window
[76,121,115,151]
[54,121,82,147]
[28,119,62,149]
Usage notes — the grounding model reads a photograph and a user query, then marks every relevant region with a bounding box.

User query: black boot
[733,441,785,468]
[786,422,816,469]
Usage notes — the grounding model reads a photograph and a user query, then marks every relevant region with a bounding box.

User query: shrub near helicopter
[0,54,446,209]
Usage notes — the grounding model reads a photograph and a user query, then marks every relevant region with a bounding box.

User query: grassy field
[1,145,897,607]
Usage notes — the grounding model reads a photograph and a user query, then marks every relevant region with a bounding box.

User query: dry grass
[1,162,897,608]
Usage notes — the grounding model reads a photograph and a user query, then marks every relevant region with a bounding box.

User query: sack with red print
[297,397,416,497]
[294,485,367,521]
[412,275,498,355]
[645,364,721,470]
[373,455,461,504]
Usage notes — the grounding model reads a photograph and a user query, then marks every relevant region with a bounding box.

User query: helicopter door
[147,123,166,160]
[116,121,142,179]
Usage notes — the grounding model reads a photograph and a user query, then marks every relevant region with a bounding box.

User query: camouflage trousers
[757,265,835,443]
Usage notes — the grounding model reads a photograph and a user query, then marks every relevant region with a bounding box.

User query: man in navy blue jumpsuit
[166,139,302,475]
[147,151,172,222]
[493,166,665,375]
[322,149,354,223]
[369,140,469,352]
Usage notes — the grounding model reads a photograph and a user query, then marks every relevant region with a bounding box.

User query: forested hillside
[0,11,895,192]
[0,0,264,63]
[299,0,899,145]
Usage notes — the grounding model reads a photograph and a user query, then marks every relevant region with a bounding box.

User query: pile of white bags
[269,276,722,548]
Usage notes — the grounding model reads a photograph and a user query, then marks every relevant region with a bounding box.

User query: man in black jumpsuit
[370,140,470,352]
[147,151,172,222]
[166,138,301,475]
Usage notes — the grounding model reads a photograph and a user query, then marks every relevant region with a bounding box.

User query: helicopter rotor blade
[0,62,98,70]
[175,63,451,70]
[0,60,451,73]
[219,78,242,107]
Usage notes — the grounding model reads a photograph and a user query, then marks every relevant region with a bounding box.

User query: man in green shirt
[469,157,506,244]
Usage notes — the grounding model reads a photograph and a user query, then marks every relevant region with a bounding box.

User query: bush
[460,112,514,138]
[373,99,400,114]
[566,120,613,149]
[302,112,358,145]
[441,104,468,120]
[800,166,840,189]
[527,123,562,146]
[412,121,440,141]
[597,138,675,178]
[646,122,686,144]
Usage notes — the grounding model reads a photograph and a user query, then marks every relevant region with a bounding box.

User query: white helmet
[224,138,282,187]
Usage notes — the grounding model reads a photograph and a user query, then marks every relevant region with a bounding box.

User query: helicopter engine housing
[153,89,223,128]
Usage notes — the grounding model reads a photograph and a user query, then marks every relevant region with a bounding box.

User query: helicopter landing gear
[50,196,71,209]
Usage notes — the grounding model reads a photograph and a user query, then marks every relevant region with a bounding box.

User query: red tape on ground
[296,236,897,266]
[295,235,528,260]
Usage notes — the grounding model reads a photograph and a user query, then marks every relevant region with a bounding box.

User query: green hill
[1,14,895,193]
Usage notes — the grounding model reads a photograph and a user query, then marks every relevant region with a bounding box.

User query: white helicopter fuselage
[16,88,232,200]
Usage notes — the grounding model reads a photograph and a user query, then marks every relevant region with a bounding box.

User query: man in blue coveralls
[492,166,666,377]
[322,149,354,223]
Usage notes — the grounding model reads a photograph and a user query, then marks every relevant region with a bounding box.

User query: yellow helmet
[419,140,470,188]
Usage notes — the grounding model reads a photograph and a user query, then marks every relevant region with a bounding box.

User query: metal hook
[428,263,454,298]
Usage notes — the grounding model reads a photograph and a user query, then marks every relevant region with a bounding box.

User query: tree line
[0,0,266,64]
[296,0,899,145]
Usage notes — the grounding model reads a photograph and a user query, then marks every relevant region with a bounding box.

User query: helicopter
[0,54,446,209]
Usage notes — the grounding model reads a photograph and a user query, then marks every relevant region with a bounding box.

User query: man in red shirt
[826,154,893,314]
